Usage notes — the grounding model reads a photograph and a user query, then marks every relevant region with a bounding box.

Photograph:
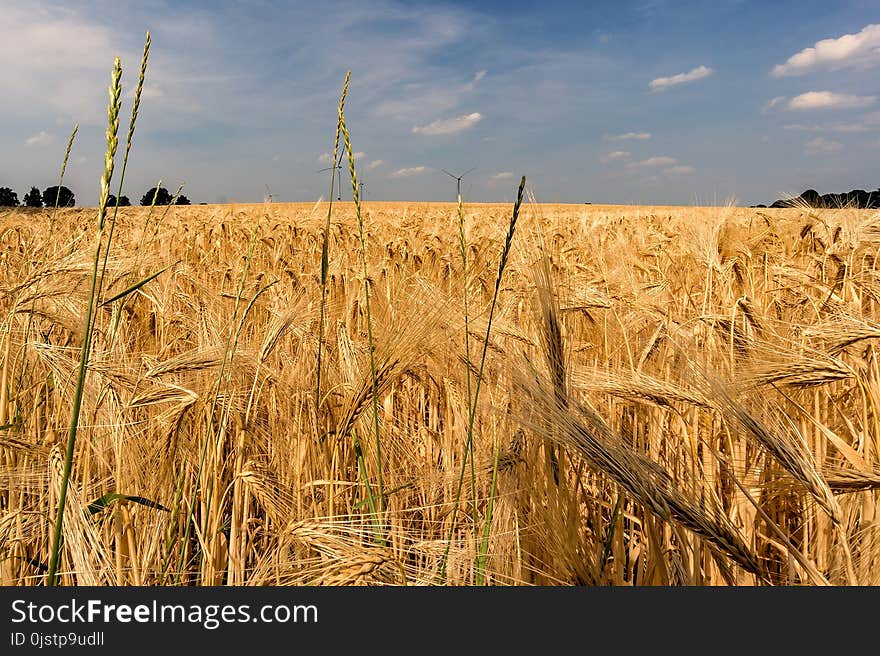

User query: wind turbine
[358,180,366,200]
[264,184,274,203]
[318,150,345,201]
[442,166,476,200]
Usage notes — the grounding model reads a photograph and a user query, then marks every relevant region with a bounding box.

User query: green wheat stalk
[96,32,150,307]
[47,124,78,242]
[439,175,526,584]
[315,72,350,428]
[340,85,387,533]
[46,56,123,586]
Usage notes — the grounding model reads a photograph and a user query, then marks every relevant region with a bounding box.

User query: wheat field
[2,199,879,586]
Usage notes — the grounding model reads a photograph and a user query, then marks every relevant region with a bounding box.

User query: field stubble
[1,200,880,585]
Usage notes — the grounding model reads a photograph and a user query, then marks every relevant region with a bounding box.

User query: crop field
[2,200,879,585]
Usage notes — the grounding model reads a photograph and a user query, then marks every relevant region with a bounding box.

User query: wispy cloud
[788,91,876,111]
[649,65,713,91]
[352,151,366,160]
[630,156,677,168]
[127,85,163,100]
[412,112,483,135]
[390,166,427,177]
[606,132,652,141]
[762,96,787,113]
[772,24,880,76]
[663,165,694,175]
[490,171,513,181]
[602,150,630,162]
[472,70,486,84]
[783,122,868,133]
[804,137,843,155]
[317,153,333,165]
[25,130,53,146]
[367,159,384,170]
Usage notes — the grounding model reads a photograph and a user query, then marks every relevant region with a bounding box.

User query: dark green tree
[175,194,191,205]
[140,186,173,206]
[0,187,18,206]
[43,185,75,208]
[118,195,131,207]
[23,187,42,207]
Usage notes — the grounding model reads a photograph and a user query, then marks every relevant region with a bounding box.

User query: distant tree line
[0,184,192,207]
[755,188,880,209]
[0,185,77,208]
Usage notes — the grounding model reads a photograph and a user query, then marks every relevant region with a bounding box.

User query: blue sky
[1,0,878,205]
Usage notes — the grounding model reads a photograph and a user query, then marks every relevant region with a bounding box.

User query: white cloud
[472,70,486,83]
[367,159,384,170]
[772,24,880,76]
[412,112,482,135]
[783,122,868,133]
[804,137,843,155]
[762,96,787,113]
[630,156,677,168]
[788,91,876,111]
[318,151,359,166]
[490,172,513,181]
[663,165,694,175]
[606,132,652,141]
[390,166,427,177]
[649,65,713,91]
[25,130,53,146]
[127,85,163,100]
[602,150,630,162]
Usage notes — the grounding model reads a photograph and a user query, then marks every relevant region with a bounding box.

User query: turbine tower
[442,167,476,200]
[318,150,346,201]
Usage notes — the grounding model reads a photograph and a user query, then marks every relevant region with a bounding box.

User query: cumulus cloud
[788,91,876,111]
[25,130,53,146]
[412,112,482,135]
[390,166,427,177]
[606,132,652,140]
[490,171,513,181]
[367,159,384,170]
[317,153,333,165]
[352,151,366,160]
[649,65,713,91]
[772,24,880,76]
[804,137,843,155]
